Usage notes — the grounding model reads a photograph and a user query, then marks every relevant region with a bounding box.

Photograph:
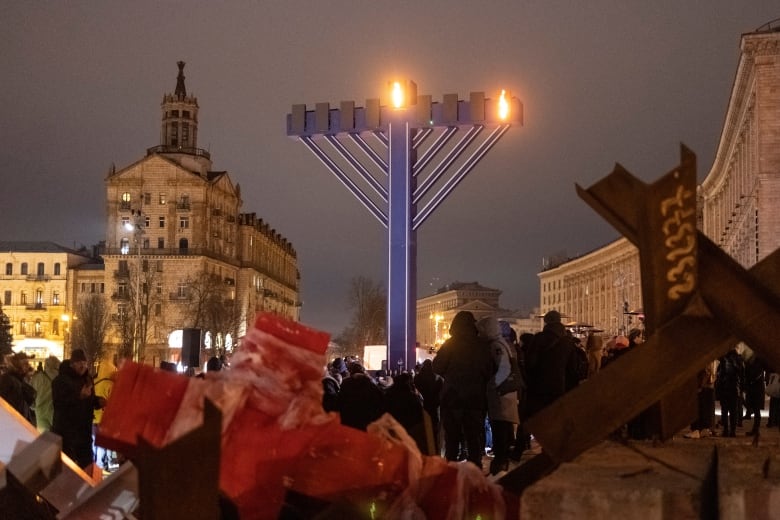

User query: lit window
[160,193,167,205]
[121,216,130,228]
[120,238,130,254]
[122,192,132,203]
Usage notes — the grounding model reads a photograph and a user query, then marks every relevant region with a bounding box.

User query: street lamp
[124,208,146,362]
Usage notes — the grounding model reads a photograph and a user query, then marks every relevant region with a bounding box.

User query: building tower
[161,61,199,151]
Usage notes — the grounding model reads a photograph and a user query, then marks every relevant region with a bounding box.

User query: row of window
[119,238,189,254]
[121,215,191,229]
[5,262,62,276]
[121,192,191,207]
[16,317,53,337]
[165,110,192,118]
[3,289,60,306]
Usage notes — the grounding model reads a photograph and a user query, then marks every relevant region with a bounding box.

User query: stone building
[100,62,299,364]
[0,241,95,359]
[700,23,780,266]
[415,281,506,349]
[538,22,779,336]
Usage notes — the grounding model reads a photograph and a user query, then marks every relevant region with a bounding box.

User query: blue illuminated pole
[387,112,416,370]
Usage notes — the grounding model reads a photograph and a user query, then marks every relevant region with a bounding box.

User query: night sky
[1,2,777,336]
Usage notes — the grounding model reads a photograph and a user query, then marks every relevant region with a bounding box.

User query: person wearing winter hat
[0,352,37,425]
[524,309,581,419]
[52,348,106,469]
[432,311,494,467]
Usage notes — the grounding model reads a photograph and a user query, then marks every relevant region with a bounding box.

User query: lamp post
[288,83,522,370]
[61,312,71,359]
[124,208,146,362]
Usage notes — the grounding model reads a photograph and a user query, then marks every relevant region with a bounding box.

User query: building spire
[175,61,187,99]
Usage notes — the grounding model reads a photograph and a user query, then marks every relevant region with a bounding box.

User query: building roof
[434,281,499,294]
[0,241,80,254]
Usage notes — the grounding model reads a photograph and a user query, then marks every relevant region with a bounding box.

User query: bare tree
[336,276,386,355]
[182,270,246,356]
[112,260,163,363]
[71,294,111,364]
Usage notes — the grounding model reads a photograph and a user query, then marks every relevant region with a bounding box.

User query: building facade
[415,281,505,349]
[0,242,96,359]
[98,62,299,364]
[700,24,780,266]
[538,23,780,336]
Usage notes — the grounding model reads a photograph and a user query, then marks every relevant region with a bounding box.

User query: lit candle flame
[391,81,404,108]
[498,89,510,120]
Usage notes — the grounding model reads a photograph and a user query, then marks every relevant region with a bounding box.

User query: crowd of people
[320,309,591,476]
[4,313,776,483]
[0,347,235,476]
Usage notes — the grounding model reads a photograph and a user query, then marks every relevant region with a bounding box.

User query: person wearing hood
[0,352,37,425]
[30,355,61,432]
[432,311,494,467]
[52,349,106,469]
[477,317,520,475]
[524,310,581,419]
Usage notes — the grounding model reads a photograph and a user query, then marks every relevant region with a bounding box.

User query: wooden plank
[136,398,222,520]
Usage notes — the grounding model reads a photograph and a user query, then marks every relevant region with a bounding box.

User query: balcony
[26,274,51,282]
[119,201,132,211]
[169,292,190,301]
[111,292,130,301]
[25,303,47,311]
[114,269,130,279]
[176,202,191,211]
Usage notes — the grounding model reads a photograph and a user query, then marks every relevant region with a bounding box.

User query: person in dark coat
[385,372,427,452]
[0,352,37,425]
[338,362,385,431]
[413,359,443,454]
[743,352,767,435]
[524,310,581,419]
[432,311,494,467]
[715,346,745,438]
[52,349,106,469]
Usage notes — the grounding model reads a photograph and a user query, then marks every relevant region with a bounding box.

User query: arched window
[5,263,11,275]
[21,263,28,275]
[37,262,45,276]
[20,319,27,335]
[34,319,42,337]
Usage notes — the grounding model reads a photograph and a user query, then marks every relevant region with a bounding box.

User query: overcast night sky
[1,2,777,337]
